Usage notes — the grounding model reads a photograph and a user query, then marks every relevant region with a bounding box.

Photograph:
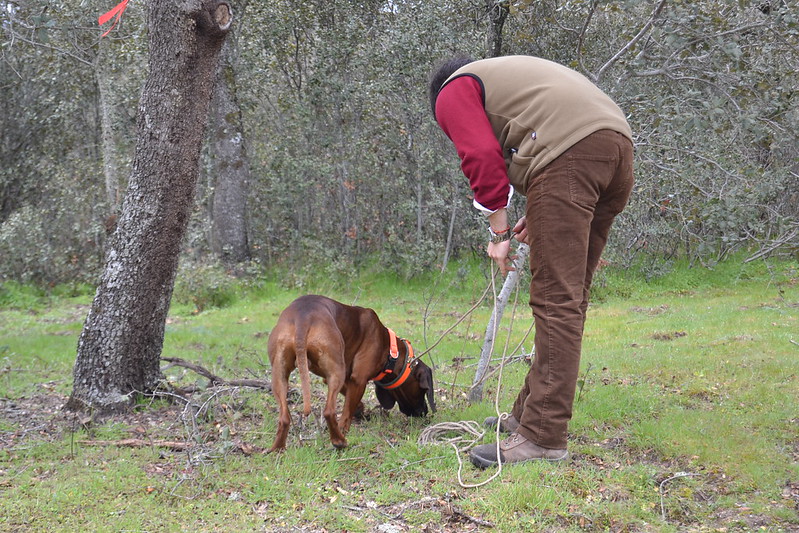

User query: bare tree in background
[208,33,251,264]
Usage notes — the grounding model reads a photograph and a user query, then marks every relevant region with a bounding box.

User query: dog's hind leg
[322,366,347,448]
[267,357,294,453]
[307,326,348,449]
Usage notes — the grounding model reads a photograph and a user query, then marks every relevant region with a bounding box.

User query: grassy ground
[0,258,797,532]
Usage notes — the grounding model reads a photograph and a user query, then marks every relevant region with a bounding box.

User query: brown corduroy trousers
[512,129,635,449]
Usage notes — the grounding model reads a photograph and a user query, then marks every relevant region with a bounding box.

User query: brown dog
[267,295,435,452]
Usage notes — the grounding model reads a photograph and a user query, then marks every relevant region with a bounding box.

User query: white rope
[418,262,524,488]
[417,420,485,451]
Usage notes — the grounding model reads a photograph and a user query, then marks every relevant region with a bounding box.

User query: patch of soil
[0,394,70,449]
[650,330,687,341]
[630,305,670,316]
[0,393,194,450]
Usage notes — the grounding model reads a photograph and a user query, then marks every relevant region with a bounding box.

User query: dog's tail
[294,321,313,417]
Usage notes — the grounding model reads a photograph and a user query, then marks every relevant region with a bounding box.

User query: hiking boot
[483,414,520,434]
[469,432,568,468]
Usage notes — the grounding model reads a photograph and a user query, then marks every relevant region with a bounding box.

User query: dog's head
[375,359,436,417]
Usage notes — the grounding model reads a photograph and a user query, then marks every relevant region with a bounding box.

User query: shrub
[172,262,238,313]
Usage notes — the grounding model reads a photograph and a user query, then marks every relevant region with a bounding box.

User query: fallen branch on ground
[79,438,191,450]
[161,357,271,390]
[447,507,495,528]
[78,437,265,455]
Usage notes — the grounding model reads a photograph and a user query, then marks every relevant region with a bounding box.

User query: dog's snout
[399,400,427,417]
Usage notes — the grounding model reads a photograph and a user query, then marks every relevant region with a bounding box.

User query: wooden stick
[78,438,191,450]
[78,438,265,455]
[161,357,271,390]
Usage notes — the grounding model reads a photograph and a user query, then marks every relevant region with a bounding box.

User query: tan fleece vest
[443,55,632,194]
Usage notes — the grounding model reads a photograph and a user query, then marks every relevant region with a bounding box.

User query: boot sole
[469,450,569,469]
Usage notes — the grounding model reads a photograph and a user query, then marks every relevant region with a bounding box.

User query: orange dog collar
[373,328,414,389]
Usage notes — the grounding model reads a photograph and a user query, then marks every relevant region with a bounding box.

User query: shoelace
[502,432,521,447]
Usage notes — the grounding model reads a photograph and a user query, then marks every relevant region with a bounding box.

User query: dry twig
[78,438,191,450]
[161,357,271,390]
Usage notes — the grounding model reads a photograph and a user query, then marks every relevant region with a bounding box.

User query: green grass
[0,257,797,531]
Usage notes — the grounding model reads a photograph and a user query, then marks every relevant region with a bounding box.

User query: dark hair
[427,55,474,116]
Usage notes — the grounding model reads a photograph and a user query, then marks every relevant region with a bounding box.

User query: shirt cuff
[473,188,514,215]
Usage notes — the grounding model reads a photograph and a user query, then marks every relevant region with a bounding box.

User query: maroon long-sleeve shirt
[435,76,512,213]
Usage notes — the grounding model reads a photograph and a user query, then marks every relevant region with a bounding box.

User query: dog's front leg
[339,379,369,435]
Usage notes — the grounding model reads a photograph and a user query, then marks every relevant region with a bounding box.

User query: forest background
[1,2,798,530]
[1,0,797,287]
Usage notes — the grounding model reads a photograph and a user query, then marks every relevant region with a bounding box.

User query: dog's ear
[374,384,396,410]
[415,362,436,413]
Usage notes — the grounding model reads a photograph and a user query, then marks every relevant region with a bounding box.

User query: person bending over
[428,55,634,467]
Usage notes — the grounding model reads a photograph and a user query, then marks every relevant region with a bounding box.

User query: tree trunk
[67,0,232,414]
[209,36,251,264]
[485,0,509,58]
[440,184,458,273]
[95,41,123,213]
[469,243,529,403]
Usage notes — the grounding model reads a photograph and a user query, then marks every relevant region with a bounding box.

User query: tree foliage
[2,0,797,285]
[1,0,145,282]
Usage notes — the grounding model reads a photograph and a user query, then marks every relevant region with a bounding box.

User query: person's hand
[487,239,516,276]
[512,217,528,245]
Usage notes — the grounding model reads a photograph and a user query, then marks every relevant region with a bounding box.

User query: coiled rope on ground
[417,259,530,488]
